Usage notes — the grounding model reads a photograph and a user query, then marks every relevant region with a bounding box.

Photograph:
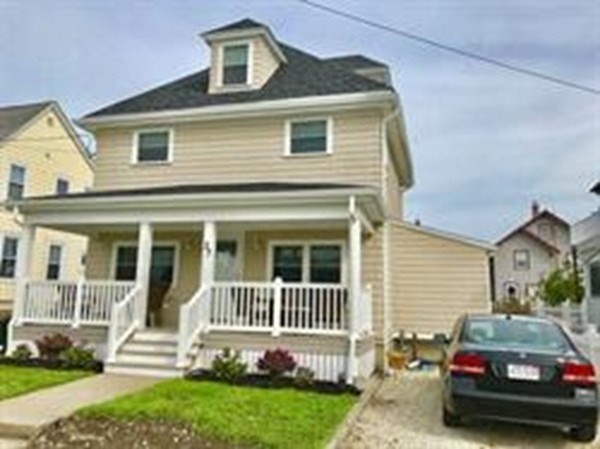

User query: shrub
[35,333,73,361]
[60,346,96,370]
[539,262,584,306]
[293,366,315,389]
[257,348,296,379]
[212,348,247,384]
[11,344,32,362]
[493,298,532,315]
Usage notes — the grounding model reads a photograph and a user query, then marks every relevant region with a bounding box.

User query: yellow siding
[208,35,281,93]
[92,110,382,191]
[389,221,491,335]
[385,158,403,219]
[0,107,93,310]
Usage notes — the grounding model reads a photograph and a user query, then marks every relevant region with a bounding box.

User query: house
[0,101,93,313]
[7,19,492,383]
[494,201,571,302]
[572,182,600,328]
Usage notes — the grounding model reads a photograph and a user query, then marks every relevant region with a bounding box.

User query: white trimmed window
[114,244,177,285]
[56,178,69,195]
[0,237,18,278]
[270,242,343,284]
[513,249,530,271]
[286,119,332,155]
[46,244,63,280]
[133,130,173,163]
[222,43,250,86]
[7,164,26,201]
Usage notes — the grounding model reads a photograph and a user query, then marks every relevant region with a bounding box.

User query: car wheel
[442,406,462,427]
[569,425,597,442]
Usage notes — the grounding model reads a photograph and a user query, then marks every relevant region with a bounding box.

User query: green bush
[539,262,584,306]
[293,366,315,389]
[35,333,73,361]
[11,344,32,362]
[211,348,247,384]
[59,346,96,370]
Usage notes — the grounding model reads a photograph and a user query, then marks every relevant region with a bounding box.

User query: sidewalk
[0,374,161,439]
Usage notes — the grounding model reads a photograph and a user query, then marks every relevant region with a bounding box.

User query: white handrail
[107,285,141,363]
[177,286,210,368]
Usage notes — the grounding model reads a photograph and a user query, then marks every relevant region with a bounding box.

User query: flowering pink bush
[257,348,297,379]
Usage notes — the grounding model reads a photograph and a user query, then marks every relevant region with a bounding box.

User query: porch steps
[104,329,184,379]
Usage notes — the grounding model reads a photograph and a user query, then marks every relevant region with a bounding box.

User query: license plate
[507,364,540,381]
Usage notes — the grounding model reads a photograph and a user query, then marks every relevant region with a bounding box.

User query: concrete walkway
[0,374,161,439]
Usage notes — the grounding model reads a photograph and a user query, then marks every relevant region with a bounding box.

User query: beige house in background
[0,101,93,312]
[494,202,571,302]
[8,19,492,384]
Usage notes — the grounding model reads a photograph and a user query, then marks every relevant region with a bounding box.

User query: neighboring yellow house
[9,19,493,383]
[0,101,93,311]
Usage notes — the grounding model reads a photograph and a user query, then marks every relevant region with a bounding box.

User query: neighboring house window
[134,130,172,163]
[46,244,63,280]
[538,223,554,243]
[271,243,343,284]
[590,261,600,297]
[287,119,331,155]
[222,43,249,85]
[0,237,18,278]
[56,178,69,195]
[7,164,26,201]
[513,249,530,270]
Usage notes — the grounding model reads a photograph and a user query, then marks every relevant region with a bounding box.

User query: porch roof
[15,182,383,231]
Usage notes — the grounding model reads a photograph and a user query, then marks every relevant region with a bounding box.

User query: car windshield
[462,318,571,351]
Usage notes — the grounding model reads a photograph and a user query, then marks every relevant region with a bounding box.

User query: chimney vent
[531,201,540,217]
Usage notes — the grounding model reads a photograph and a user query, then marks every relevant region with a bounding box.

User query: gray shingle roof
[0,101,51,141]
[324,55,387,70]
[85,43,393,118]
[28,182,363,201]
[203,18,267,35]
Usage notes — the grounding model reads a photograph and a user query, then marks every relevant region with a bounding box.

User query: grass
[80,380,357,449]
[0,365,91,401]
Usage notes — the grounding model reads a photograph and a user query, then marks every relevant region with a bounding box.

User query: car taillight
[562,361,596,386]
[449,352,486,376]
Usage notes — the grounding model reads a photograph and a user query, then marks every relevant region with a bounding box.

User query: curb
[325,375,383,449]
[0,422,37,439]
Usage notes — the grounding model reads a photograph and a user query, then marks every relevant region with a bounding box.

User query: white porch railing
[20,280,136,326]
[536,302,588,334]
[177,286,210,367]
[107,284,142,362]
[209,280,349,335]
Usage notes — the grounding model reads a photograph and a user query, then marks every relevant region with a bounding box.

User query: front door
[215,240,242,281]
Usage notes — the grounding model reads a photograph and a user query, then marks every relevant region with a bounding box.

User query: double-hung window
[271,242,343,284]
[7,164,26,201]
[287,119,331,155]
[222,43,250,85]
[46,244,63,280]
[513,249,530,271]
[114,244,176,285]
[56,178,69,195]
[134,130,172,163]
[0,237,18,278]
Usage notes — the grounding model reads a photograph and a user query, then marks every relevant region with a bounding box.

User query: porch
[9,183,381,383]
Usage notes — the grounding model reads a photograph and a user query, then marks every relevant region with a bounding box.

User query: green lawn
[0,365,91,401]
[80,380,356,449]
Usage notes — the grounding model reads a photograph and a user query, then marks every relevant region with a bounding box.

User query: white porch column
[201,221,216,288]
[347,196,361,383]
[135,222,153,328]
[13,224,35,326]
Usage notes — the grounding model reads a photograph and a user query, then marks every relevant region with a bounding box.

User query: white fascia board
[397,220,496,252]
[77,91,395,130]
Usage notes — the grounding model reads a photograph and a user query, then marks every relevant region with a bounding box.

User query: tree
[538,261,584,306]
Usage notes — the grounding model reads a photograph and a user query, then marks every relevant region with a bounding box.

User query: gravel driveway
[341,372,600,449]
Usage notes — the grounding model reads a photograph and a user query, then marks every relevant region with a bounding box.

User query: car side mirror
[433,333,450,346]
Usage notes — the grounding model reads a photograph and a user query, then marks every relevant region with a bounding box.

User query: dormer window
[222,43,250,86]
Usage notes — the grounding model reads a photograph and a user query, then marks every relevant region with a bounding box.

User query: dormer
[202,18,287,94]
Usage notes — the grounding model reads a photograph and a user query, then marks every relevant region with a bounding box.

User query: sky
[0,0,598,242]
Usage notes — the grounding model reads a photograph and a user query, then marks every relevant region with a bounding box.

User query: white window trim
[283,117,334,157]
[131,128,174,165]
[266,239,347,285]
[218,40,253,88]
[110,240,181,288]
[46,242,66,280]
[0,233,20,280]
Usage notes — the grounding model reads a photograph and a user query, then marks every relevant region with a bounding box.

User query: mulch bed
[28,416,256,449]
[0,356,103,372]
[186,369,361,395]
